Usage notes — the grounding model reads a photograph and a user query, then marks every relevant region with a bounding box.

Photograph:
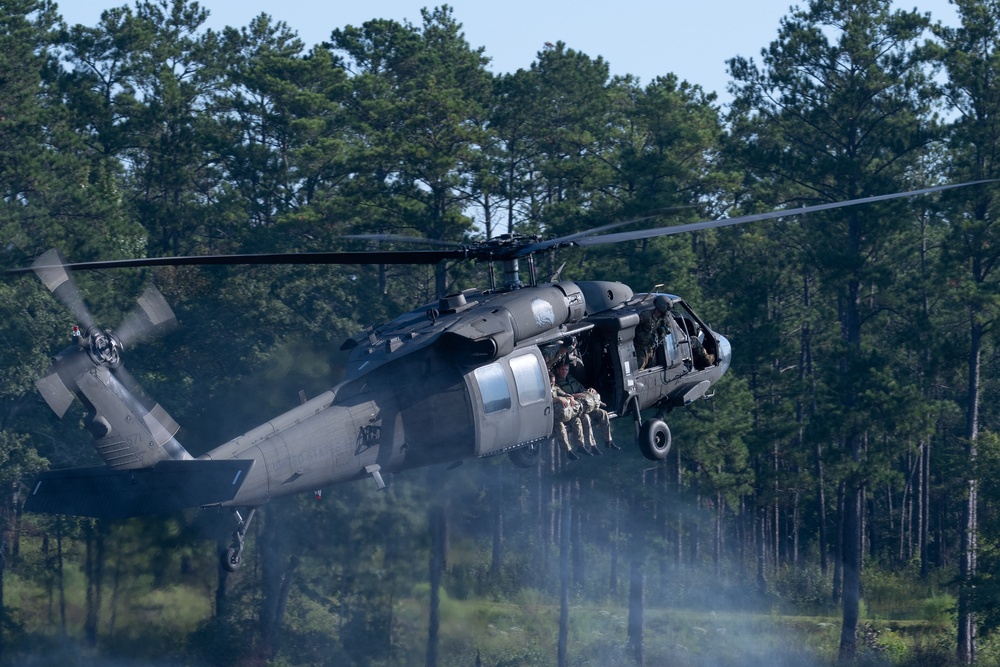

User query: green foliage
[6,0,1000,665]
[769,564,833,611]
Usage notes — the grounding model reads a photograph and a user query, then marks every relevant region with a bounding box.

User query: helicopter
[6,181,989,571]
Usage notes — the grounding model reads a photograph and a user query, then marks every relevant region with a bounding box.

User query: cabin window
[510,353,547,405]
[474,363,511,414]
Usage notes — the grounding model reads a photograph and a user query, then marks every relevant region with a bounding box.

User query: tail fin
[30,249,192,468]
[71,357,191,468]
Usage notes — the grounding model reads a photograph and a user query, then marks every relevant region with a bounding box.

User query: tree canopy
[3,1,1000,665]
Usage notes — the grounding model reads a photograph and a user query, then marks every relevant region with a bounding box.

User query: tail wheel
[639,419,671,461]
[222,547,241,572]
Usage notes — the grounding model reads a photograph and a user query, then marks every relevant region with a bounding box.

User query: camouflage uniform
[634,296,672,370]
[691,333,716,369]
[555,364,616,452]
[551,381,591,459]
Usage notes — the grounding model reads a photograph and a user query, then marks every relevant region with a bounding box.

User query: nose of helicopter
[717,334,732,375]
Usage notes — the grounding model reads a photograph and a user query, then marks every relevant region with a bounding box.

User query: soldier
[550,371,594,460]
[690,328,716,370]
[542,338,574,371]
[634,295,673,370]
[554,360,619,452]
[542,335,585,377]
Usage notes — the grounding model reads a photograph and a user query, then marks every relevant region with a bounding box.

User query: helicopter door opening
[470,350,551,457]
[672,301,719,370]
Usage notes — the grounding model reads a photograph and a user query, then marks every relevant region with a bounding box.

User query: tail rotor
[30,249,190,468]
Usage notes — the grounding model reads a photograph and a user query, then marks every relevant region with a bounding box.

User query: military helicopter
[6,181,987,571]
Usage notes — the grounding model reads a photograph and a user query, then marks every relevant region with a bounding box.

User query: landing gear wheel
[221,507,256,572]
[222,546,242,572]
[508,442,541,468]
[639,419,671,461]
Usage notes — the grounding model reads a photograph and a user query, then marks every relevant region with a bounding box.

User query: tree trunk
[816,441,828,575]
[920,440,930,579]
[714,489,723,577]
[109,546,123,637]
[11,491,22,564]
[792,487,800,566]
[490,463,503,578]
[572,481,585,588]
[958,317,982,664]
[57,517,66,633]
[260,509,302,659]
[84,520,105,649]
[674,444,683,568]
[839,460,862,662]
[610,496,619,594]
[427,503,447,667]
[627,557,645,666]
[756,509,767,595]
[627,484,646,666]
[833,482,844,604]
[558,482,571,667]
[215,540,230,618]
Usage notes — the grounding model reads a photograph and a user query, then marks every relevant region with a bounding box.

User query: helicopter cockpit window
[509,354,547,405]
[474,363,512,414]
[673,301,700,335]
[662,326,678,366]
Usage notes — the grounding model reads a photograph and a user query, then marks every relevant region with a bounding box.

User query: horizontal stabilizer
[24,459,254,519]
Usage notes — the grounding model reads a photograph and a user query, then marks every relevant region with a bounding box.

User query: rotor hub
[468,233,542,261]
[86,327,123,368]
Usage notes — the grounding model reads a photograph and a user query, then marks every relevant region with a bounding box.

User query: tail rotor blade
[35,367,76,418]
[112,365,181,445]
[34,344,97,419]
[32,249,96,331]
[115,286,177,348]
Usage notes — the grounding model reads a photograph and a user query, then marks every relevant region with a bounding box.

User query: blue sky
[58,0,959,103]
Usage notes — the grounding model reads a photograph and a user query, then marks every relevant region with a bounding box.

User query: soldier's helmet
[654,295,671,313]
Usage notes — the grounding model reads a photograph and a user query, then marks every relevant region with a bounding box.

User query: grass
[382,590,956,667]
[0,534,975,667]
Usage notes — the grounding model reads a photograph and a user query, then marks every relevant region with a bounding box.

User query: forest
[3,0,1000,665]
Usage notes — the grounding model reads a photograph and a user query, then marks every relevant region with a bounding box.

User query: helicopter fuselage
[23,278,730,546]
[197,281,731,508]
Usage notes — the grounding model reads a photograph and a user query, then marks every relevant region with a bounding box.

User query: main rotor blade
[31,249,96,331]
[7,249,469,274]
[9,182,992,275]
[572,181,997,248]
[339,234,467,248]
[515,206,695,256]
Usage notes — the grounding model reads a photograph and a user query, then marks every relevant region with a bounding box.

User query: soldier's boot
[555,423,577,460]
[574,436,593,457]
[597,419,619,450]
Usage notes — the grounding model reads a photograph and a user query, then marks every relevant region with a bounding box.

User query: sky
[57,0,960,103]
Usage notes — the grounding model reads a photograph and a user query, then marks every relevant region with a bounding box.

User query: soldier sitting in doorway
[551,371,590,461]
[554,359,619,452]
